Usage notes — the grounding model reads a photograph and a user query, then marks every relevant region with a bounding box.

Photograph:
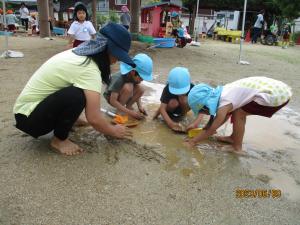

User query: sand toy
[188,128,203,138]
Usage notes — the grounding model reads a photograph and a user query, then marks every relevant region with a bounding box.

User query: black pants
[252,27,261,43]
[21,18,29,31]
[15,86,86,140]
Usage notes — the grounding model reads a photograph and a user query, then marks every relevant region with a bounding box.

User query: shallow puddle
[133,81,300,200]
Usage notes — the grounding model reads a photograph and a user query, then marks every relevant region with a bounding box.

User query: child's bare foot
[231,148,246,155]
[216,136,234,144]
[50,137,84,156]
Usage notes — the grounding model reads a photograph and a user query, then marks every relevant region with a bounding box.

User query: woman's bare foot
[216,135,234,144]
[50,137,84,156]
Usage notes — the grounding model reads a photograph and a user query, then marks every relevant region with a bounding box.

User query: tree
[130,0,141,38]
[273,0,300,20]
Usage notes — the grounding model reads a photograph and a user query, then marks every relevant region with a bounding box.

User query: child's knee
[121,83,134,94]
[135,84,145,95]
[168,99,179,109]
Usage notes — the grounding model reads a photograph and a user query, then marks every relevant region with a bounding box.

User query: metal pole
[2,0,8,53]
[238,0,248,64]
[194,0,199,41]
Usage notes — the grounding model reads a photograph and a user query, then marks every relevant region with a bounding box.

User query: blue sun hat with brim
[120,53,153,81]
[171,11,179,17]
[188,84,223,116]
[168,67,191,95]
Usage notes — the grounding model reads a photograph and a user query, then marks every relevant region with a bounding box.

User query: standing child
[185,77,292,153]
[153,67,194,132]
[67,2,96,48]
[281,23,291,49]
[30,14,38,35]
[103,53,153,120]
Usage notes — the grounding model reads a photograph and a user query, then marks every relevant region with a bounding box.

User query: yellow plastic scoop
[188,128,203,138]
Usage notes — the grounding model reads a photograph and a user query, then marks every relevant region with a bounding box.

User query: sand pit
[1,36,300,224]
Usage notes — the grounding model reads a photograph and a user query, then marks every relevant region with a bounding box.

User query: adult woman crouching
[13,22,133,155]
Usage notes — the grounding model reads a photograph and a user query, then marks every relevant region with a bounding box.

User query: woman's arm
[84,90,132,138]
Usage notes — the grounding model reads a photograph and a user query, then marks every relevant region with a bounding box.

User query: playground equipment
[1,0,24,58]
[140,2,183,38]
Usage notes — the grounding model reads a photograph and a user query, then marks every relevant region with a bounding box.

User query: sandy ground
[0,36,300,225]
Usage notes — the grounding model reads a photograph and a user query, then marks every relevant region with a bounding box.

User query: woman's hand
[112,124,132,139]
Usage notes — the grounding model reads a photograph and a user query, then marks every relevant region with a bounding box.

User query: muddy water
[133,81,300,201]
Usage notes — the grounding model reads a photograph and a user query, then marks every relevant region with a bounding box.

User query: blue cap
[171,11,179,17]
[120,53,153,81]
[188,84,223,116]
[167,67,191,95]
[100,22,134,66]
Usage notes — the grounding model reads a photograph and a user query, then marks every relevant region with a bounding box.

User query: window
[115,0,127,5]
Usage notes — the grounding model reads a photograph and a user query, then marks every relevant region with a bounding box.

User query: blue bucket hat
[168,67,191,95]
[73,22,134,66]
[120,53,153,81]
[188,84,223,116]
[100,22,134,66]
[171,11,179,17]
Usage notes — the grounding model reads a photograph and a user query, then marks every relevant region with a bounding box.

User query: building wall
[109,0,130,11]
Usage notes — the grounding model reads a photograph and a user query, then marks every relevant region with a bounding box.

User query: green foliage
[97,13,108,25]
[97,10,120,24]
[274,0,300,19]
[292,31,300,43]
[109,10,119,23]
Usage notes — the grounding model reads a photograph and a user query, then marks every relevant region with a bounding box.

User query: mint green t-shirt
[13,50,102,116]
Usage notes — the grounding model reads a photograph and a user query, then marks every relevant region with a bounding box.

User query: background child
[186,77,292,152]
[5,10,18,32]
[103,53,153,120]
[281,23,291,49]
[67,2,96,48]
[153,67,194,132]
[0,8,3,31]
[30,14,38,35]
[19,2,29,31]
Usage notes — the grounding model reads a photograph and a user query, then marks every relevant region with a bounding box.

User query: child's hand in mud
[186,122,198,131]
[183,139,197,148]
[129,111,145,120]
[138,107,148,116]
[113,124,132,139]
[171,123,186,133]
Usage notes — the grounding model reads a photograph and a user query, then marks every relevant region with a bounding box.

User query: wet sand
[0,36,300,224]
